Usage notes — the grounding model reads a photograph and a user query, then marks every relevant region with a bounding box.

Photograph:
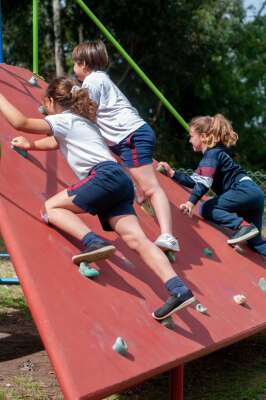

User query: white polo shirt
[82,71,145,145]
[45,112,116,180]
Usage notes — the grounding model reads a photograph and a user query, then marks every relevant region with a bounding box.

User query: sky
[244,0,266,19]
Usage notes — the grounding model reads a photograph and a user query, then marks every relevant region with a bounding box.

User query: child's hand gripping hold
[156,161,175,178]
[179,201,194,217]
[11,136,31,150]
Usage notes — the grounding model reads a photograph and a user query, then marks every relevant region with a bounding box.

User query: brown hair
[45,77,97,122]
[189,114,238,148]
[72,40,109,71]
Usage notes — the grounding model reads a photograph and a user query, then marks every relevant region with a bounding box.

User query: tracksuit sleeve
[172,171,196,188]
[172,150,219,205]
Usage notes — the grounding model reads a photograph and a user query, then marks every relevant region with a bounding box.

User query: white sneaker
[154,233,180,252]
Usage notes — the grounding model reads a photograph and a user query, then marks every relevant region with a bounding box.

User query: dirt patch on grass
[0,311,63,399]
[0,257,62,399]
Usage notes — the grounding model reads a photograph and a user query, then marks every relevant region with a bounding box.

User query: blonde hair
[45,77,97,122]
[189,114,238,148]
[72,40,109,71]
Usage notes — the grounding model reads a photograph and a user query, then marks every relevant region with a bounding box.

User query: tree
[52,0,64,76]
[2,0,266,171]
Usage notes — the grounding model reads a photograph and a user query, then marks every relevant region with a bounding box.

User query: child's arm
[180,152,219,216]
[179,172,212,217]
[0,94,51,135]
[157,161,196,188]
[11,136,59,151]
[157,159,216,218]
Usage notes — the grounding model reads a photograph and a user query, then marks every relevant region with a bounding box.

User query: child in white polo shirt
[72,40,179,256]
[0,77,195,320]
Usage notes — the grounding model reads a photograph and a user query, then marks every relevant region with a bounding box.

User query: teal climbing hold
[38,105,48,115]
[12,146,28,159]
[112,337,128,355]
[28,75,38,86]
[203,247,213,258]
[79,262,99,278]
[258,277,266,292]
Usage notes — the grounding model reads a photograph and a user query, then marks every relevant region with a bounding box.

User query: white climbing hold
[233,294,247,305]
[233,244,245,254]
[195,303,208,314]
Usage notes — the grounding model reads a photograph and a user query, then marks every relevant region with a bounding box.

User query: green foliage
[2,0,266,170]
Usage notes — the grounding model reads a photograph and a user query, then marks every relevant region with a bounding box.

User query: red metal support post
[169,365,184,400]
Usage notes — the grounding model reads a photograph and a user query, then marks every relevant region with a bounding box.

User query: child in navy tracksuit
[158,114,266,256]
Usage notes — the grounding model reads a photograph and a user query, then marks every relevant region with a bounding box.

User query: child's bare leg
[44,189,115,263]
[109,214,194,319]
[109,214,175,282]
[44,190,91,239]
[129,164,179,252]
[129,164,172,234]
[122,167,145,204]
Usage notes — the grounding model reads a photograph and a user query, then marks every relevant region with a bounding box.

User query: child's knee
[142,180,160,197]
[122,232,147,251]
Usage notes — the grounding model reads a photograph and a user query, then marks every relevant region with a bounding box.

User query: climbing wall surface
[0,64,265,400]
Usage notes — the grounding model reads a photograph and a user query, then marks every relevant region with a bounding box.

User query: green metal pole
[32,0,38,74]
[75,0,189,132]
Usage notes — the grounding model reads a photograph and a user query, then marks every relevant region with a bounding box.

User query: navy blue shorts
[110,123,156,168]
[67,161,135,231]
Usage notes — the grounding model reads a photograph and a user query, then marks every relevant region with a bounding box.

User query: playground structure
[0,2,266,400]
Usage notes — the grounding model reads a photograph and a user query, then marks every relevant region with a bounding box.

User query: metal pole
[0,0,4,63]
[32,0,38,74]
[75,0,189,132]
[0,277,19,285]
[0,254,20,284]
[170,365,184,400]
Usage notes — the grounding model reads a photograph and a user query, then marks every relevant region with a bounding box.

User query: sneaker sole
[72,245,116,265]
[154,241,180,253]
[152,296,196,320]
[227,229,259,245]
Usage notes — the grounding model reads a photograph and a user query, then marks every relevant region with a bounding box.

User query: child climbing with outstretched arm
[158,114,266,256]
[71,39,179,256]
[0,77,195,320]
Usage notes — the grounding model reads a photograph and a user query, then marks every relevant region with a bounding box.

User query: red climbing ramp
[0,64,265,400]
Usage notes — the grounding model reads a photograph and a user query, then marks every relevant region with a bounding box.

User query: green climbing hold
[203,247,213,258]
[160,316,176,330]
[157,165,167,176]
[79,262,99,278]
[165,250,176,264]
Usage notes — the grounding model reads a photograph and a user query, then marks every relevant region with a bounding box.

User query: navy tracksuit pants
[200,179,266,256]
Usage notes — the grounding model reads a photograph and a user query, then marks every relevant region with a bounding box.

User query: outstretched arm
[11,136,59,151]
[157,161,196,188]
[0,94,51,135]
